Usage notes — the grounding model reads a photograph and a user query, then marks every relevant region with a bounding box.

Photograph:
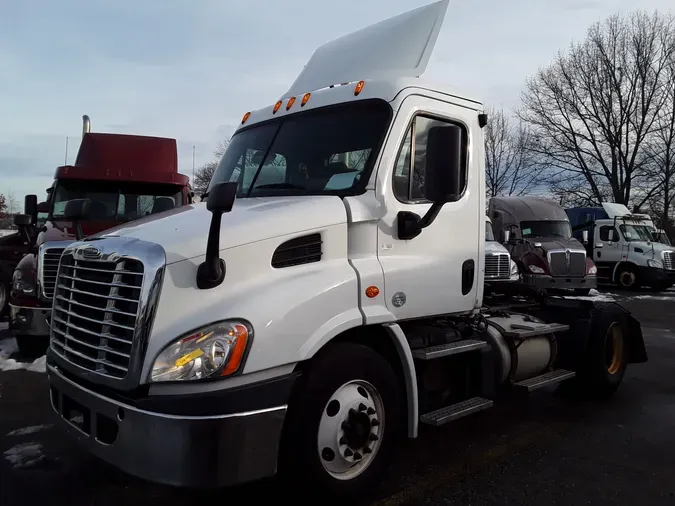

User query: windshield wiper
[254,183,306,190]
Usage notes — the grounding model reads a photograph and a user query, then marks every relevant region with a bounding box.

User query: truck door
[374,95,481,319]
[594,224,621,281]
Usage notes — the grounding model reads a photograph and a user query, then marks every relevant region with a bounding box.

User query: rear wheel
[279,342,402,501]
[15,335,49,359]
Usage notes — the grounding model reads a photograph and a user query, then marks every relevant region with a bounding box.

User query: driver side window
[599,226,617,242]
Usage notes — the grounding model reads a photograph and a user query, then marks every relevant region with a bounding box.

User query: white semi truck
[46,1,646,499]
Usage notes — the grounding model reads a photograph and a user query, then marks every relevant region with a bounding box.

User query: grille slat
[40,247,67,298]
[50,253,144,379]
[664,251,675,271]
[549,251,587,277]
[485,253,511,279]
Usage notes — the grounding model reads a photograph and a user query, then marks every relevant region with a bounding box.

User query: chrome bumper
[9,304,51,337]
[48,364,289,488]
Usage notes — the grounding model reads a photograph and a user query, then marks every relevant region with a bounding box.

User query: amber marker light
[354,80,365,96]
[241,112,251,124]
[365,286,380,298]
[301,93,311,106]
[221,324,250,377]
[273,100,282,113]
[286,97,296,110]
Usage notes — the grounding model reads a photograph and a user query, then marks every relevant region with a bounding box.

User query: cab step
[411,339,487,360]
[513,369,576,392]
[420,397,494,426]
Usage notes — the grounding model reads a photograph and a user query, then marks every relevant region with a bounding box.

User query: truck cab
[8,116,192,356]
[566,203,675,291]
[489,196,597,295]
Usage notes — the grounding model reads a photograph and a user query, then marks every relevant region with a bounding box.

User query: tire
[15,335,49,359]
[574,309,629,400]
[0,281,7,321]
[279,342,403,501]
[573,288,591,296]
[616,265,639,290]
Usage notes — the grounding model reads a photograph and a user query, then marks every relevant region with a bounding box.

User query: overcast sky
[0,0,672,204]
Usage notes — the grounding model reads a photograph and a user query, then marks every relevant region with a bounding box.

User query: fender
[383,322,419,438]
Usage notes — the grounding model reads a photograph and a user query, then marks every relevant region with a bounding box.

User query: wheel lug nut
[341,421,350,430]
[344,448,353,457]
[363,447,372,454]
[339,436,347,445]
[358,403,367,411]
[371,419,380,427]
[349,408,357,416]
[367,407,375,415]
[354,452,362,460]
[369,433,379,441]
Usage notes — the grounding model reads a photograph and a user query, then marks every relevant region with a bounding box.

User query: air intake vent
[272,233,322,268]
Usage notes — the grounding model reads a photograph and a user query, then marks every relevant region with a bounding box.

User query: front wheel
[279,342,402,501]
[616,265,639,290]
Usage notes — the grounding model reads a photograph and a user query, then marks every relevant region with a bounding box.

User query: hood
[485,240,509,255]
[37,219,122,246]
[524,238,585,253]
[92,196,349,264]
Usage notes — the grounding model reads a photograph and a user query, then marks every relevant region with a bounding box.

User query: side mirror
[423,125,463,203]
[398,125,463,241]
[13,214,32,227]
[503,230,511,243]
[24,194,38,227]
[197,182,238,290]
[608,229,615,242]
[582,230,589,244]
[63,198,91,240]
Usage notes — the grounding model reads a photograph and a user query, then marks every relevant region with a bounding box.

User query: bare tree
[0,193,6,218]
[519,11,675,206]
[193,140,230,195]
[4,190,18,215]
[484,106,541,198]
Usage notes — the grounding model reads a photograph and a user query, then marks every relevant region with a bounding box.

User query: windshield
[51,180,183,222]
[208,100,392,198]
[620,224,656,242]
[485,221,495,241]
[520,220,572,240]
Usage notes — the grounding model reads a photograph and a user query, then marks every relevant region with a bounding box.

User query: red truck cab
[9,116,191,356]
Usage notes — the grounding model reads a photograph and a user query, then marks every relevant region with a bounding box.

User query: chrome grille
[50,253,144,379]
[549,251,587,276]
[40,247,67,299]
[485,253,511,279]
[664,251,675,271]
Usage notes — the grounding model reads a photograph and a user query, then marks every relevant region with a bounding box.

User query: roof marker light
[286,97,296,110]
[301,93,311,107]
[354,81,365,96]
[273,100,282,114]
[241,112,251,124]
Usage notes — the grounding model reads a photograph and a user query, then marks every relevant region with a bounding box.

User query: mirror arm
[397,202,445,241]
[197,212,226,289]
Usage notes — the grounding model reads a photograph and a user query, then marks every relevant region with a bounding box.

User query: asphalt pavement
[1,287,674,505]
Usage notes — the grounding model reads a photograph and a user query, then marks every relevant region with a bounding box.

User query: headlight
[528,264,545,274]
[510,259,519,276]
[588,265,597,275]
[647,259,663,269]
[12,270,35,295]
[150,320,252,383]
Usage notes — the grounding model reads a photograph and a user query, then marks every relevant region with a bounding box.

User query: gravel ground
[1,288,674,505]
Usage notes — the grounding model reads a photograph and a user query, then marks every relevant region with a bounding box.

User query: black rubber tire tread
[15,335,49,359]
[279,341,402,502]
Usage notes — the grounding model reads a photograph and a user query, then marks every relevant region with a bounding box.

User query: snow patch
[0,338,46,373]
[631,294,675,302]
[563,288,617,302]
[7,424,53,436]
[3,442,46,468]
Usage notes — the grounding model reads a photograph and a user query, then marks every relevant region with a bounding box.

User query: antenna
[192,145,196,182]
[64,136,69,165]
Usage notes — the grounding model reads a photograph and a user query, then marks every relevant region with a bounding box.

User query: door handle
[595,243,603,248]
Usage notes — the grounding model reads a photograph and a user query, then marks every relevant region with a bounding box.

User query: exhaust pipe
[82,115,91,137]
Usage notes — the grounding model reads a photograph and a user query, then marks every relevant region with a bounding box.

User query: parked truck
[9,115,193,355]
[566,203,675,291]
[489,196,597,296]
[46,1,646,499]
[484,215,520,293]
